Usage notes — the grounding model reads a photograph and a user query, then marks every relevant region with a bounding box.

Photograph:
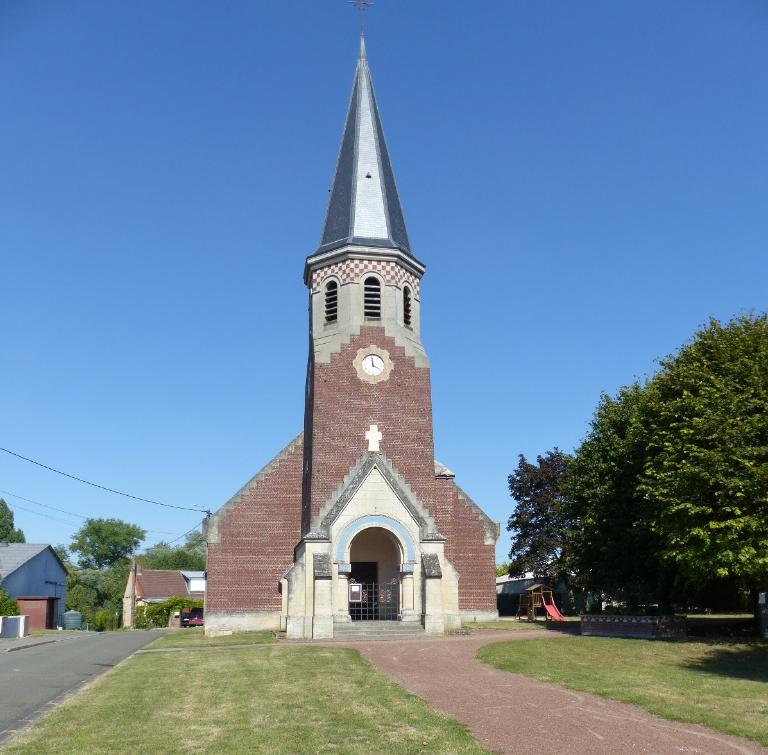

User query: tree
[565,313,767,616]
[69,518,145,569]
[53,544,71,565]
[139,529,206,570]
[183,530,207,560]
[507,450,572,582]
[139,538,205,571]
[495,562,511,577]
[566,385,672,608]
[0,499,25,543]
[0,588,19,616]
[640,314,768,594]
[66,561,133,627]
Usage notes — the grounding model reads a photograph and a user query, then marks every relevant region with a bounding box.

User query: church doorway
[348,527,401,621]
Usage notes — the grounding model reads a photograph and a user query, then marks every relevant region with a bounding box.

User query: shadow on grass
[682,643,768,683]
[543,621,582,636]
[686,616,755,639]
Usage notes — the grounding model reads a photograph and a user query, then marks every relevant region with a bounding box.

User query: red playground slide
[542,596,565,621]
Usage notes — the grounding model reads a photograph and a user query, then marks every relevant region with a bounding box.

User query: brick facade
[206,436,303,614]
[207,320,497,615]
[303,324,496,611]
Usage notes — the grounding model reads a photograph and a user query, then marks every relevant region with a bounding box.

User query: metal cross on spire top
[349,0,374,34]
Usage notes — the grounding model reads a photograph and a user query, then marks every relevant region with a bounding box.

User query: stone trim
[205,433,303,544]
[334,514,417,563]
[452,481,500,546]
[306,451,443,541]
[422,553,442,578]
[313,553,332,579]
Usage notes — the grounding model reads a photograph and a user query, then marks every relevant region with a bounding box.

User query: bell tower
[301,34,435,536]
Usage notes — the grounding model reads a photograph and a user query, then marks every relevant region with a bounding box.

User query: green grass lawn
[478,637,768,746]
[147,627,276,649]
[6,643,487,754]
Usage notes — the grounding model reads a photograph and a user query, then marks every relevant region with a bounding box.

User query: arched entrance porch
[348,527,401,621]
[333,515,419,625]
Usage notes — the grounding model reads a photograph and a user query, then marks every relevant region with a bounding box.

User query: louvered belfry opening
[364,276,381,319]
[325,280,338,323]
[403,285,412,327]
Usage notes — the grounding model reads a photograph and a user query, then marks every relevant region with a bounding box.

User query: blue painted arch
[335,515,416,563]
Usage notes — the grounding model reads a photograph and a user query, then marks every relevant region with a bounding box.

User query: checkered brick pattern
[311,259,420,296]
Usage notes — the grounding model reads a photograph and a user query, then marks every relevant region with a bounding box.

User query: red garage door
[16,597,57,630]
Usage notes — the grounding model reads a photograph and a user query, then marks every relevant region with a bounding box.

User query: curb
[3,633,93,653]
[4,639,59,653]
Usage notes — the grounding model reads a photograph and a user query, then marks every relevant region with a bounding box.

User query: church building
[205,36,499,639]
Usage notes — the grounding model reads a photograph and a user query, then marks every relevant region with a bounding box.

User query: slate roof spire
[317,33,412,258]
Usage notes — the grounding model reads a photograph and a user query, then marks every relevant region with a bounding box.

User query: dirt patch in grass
[6,645,487,754]
[478,636,768,746]
[461,619,547,632]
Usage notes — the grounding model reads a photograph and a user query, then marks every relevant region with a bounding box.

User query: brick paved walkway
[334,630,765,755]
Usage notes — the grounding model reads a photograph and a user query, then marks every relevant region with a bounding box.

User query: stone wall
[581,615,687,640]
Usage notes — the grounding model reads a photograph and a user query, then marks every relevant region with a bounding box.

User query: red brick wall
[208,320,497,615]
[437,478,497,611]
[304,326,496,611]
[206,437,303,613]
[304,326,436,527]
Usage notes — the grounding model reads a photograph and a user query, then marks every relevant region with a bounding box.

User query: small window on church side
[324,280,338,323]
[403,285,412,327]
[364,276,381,319]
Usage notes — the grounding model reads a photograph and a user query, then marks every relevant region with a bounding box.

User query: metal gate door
[349,579,400,621]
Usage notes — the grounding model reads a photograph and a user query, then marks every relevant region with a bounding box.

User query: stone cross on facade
[365,424,382,452]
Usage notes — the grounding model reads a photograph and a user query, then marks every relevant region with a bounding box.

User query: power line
[0,446,210,515]
[4,500,82,528]
[165,521,206,546]
[0,488,177,536]
[6,502,197,553]
[0,487,87,519]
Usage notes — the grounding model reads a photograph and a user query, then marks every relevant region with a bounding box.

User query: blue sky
[1,1,766,562]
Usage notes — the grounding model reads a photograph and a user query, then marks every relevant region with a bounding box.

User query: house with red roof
[122,569,205,628]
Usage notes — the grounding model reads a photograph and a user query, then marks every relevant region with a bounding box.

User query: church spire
[316,34,412,258]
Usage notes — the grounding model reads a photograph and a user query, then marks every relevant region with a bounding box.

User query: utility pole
[130,545,137,629]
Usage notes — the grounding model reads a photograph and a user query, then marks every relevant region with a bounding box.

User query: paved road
[0,631,159,745]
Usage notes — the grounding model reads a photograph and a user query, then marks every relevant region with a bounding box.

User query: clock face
[362,354,385,376]
[353,345,392,383]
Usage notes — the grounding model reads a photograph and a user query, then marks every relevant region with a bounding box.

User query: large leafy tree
[140,530,206,571]
[0,498,25,543]
[507,450,572,582]
[65,562,131,626]
[566,385,673,607]
[640,314,768,593]
[70,518,145,569]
